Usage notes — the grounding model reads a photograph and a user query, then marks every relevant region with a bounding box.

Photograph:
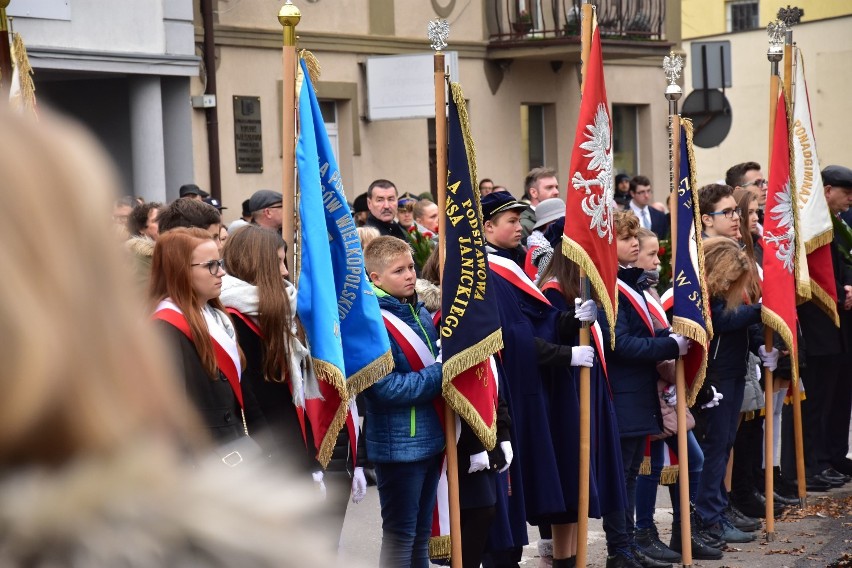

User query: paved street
[338,427,852,566]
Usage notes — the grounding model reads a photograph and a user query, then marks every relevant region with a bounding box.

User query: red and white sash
[617,279,654,336]
[154,299,244,407]
[660,287,674,312]
[381,308,436,370]
[643,290,669,330]
[488,253,551,305]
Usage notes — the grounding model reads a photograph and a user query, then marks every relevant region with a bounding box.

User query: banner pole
[0,0,12,99]
[663,50,691,568]
[574,3,593,566]
[429,19,461,567]
[279,2,300,272]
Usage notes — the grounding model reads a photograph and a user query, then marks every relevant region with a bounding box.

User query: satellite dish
[682,89,732,148]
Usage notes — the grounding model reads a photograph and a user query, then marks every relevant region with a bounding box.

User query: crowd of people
[7,105,852,568]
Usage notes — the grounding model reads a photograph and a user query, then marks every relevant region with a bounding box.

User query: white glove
[570,345,595,367]
[312,470,327,500]
[759,345,779,372]
[663,384,677,407]
[701,386,724,409]
[574,298,598,323]
[468,451,490,473]
[435,349,442,364]
[351,467,367,504]
[670,333,689,356]
[499,441,514,473]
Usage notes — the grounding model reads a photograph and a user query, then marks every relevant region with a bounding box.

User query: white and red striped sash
[488,253,551,305]
[617,279,654,336]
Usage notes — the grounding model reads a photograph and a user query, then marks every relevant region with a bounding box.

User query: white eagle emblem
[763,177,795,272]
[571,103,615,242]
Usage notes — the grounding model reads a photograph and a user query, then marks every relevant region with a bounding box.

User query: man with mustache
[365,179,409,242]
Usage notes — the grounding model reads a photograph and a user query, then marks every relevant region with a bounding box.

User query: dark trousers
[827,362,852,465]
[801,354,844,476]
[694,378,745,526]
[731,415,764,501]
[461,506,496,568]
[602,434,645,554]
[375,454,443,568]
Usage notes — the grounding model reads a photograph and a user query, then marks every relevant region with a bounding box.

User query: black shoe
[669,524,724,560]
[804,476,832,492]
[702,518,757,544]
[606,551,643,568]
[690,513,726,548]
[774,467,800,498]
[750,490,786,516]
[727,503,762,531]
[821,467,851,484]
[731,493,771,520]
[552,558,576,568]
[832,457,852,477]
[634,527,681,564]
[774,491,799,506]
[815,473,844,488]
[631,547,673,568]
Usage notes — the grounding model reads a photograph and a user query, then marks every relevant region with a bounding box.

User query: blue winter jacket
[601,267,681,438]
[363,287,445,463]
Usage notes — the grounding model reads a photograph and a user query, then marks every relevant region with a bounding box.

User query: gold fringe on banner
[442,330,503,383]
[299,49,322,87]
[312,360,350,468]
[638,456,651,476]
[804,231,833,255]
[444,385,498,451]
[783,84,812,302]
[449,82,482,213]
[10,33,37,117]
[347,350,394,397]
[809,279,840,326]
[562,236,618,350]
[761,307,798,386]
[672,316,708,407]
[429,535,452,560]
[659,465,679,486]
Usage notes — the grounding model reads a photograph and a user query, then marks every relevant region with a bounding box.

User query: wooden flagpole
[779,5,808,509]
[574,3,593,566]
[279,1,300,272]
[0,0,12,99]
[429,19,461,568]
[663,51,692,568]
[763,19,786,542]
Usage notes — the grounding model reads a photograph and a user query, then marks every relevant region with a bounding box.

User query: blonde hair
[636,227,658,247]
[357,225,381,250]
[614,210,640,239]
[364,235,413,275]
[0,110,204,466]
[703,237,753,310]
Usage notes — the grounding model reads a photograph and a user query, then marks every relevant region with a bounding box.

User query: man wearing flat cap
[796,164,852,490]
[249,189,284,233]
[179,183,209,201]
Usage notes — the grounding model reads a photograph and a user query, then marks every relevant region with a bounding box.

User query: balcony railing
[488,0,666,44]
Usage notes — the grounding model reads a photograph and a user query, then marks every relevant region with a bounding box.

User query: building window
[318,100,340,161]
[521,104,545,171]
[727,1,759,32]
[611,104,639,176]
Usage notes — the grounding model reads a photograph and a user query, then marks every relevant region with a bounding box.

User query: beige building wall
[682,16,852,186]
[191,1,679,223]
[683,0,852,39]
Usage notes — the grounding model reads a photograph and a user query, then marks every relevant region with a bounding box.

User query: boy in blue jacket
[601,211,688,568]
[363,236,444,568]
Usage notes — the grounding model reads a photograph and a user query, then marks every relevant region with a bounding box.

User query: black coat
[705,297,763,382]
[156,320,251,444]
[797,237,851,357]
[231,317,319,473]
[365,213,409,241]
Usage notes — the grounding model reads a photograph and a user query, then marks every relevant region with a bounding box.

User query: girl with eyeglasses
[150,227,265,446]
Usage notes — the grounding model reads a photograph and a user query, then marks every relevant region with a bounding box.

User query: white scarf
[220,275,320,408]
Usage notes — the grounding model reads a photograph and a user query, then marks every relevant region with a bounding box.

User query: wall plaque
[233,96,263,173]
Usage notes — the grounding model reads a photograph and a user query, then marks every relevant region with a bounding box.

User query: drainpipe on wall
[201,0,222,201]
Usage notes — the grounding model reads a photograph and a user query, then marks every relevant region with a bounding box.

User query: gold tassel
[429,535,452,560]
[638,456,651,476]
[299,49,322,88]
[562,236,618,350]
[10,33,37,117]
[659,465,679,486]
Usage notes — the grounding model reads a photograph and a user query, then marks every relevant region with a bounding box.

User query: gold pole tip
[278,2,301,27]
[0,0,10,9]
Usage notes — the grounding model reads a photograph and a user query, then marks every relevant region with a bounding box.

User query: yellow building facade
[682,0,852,39]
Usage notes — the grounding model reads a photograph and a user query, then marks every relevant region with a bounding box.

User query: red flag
[563,15,618,344]
[762,87,799,382]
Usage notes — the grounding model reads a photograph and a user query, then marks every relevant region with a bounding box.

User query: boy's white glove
[351,467,367,504]
[499,441,514,473]
[701,386,724,409]
[435,349,442,364]
[312,470,327,500]
[759,345,779,371]
[670,333,689,356]
[570,346,595,367]
[574,298,598,323]
[663,384,677,407]
[468,451,490,473]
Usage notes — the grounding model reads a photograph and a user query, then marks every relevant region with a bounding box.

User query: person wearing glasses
[249,189,284,233]
[698,184,742,241]
[726,162,768,226]
[151,227,265,445]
